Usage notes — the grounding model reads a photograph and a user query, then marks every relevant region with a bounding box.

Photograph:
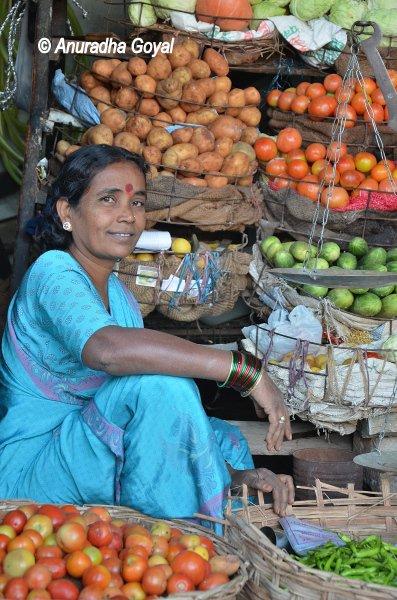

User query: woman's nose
[117,204,136,222]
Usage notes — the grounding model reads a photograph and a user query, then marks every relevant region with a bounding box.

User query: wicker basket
[0,500,248,599]
[226,479,397,600]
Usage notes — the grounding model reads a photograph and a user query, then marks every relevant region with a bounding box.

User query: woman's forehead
[90,162,145,189]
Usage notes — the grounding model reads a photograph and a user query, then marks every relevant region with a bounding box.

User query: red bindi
[125,183,134,194]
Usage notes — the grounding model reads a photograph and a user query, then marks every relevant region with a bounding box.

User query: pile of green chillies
[294,534,397,587]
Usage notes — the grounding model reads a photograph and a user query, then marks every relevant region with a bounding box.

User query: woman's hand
[231,468,295,516]
[250,374,292,452]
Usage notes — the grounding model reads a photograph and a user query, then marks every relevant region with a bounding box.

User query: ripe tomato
[308,96,336,119]
[123,525,151,539]
[0,573,9,594]
[272,177,295,190]
[306,82,326,99]
[18,506,38,521]
[287,159,309,180]
[296,81,310,96]
[4,577,29,599]
[276,128,302,153]
[378,179,397,192]
[340,170,363,190]
[24,516,52,540]
[355,77,377,95]
[76,585,104,600]
[121,582,146,600]
[285,149,306,163]
[198,536,215,557]
[371,88,385,105]
[3,511,27,535]
[198,573,230,591]
[103,557,121,575]
[82,565,112,589]
[151,536,168,557]
[36,558,66,580]
[121,546,149,561]
[296,174,320,201]
[87,522,112,548]
[121,554,147,583]
[99,546,117,561]
[265,158,287,177]
[7,536,35,554]
[66,550,92,578]
[291,95,310,114]
[335,104,357,128]
[335,85,354,104]
[320,187,350,209]
[371,161,393,182]
[167,573,194,593]
[311,159,328,175]
[254,137,277,162]
[170,528,183,540]
[124,534,153,555]
[35,545,62,560]
[357,177,379,191]
[305,143,326,163]
[26,589,51,599]
[24,564,52,590]
[23,530,43,550]
[326,141,347,162]
[364,103,384,123]
[318,166,340,185]
[47,579,79,600]
[141,566,167,595]
[171,550,207,586]
[324,74,342,92]
[166,542,185,563]
[37,506,66,532]
[336,154,356,174]
[84,508,111,524]
[351,91,371,115]
[266,89,281,107]
[277,91,295,112]
[0,534,10,550]
[59,506,79,517]
[354,152,377,173]
[56,523,86,553]
[0,548,5,564]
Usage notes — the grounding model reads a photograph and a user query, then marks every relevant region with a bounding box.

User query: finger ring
[278,416,286,424]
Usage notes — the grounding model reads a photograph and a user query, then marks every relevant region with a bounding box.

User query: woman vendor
[0,145,294,524]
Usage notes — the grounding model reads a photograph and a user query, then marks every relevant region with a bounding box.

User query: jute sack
[336,44,397,78]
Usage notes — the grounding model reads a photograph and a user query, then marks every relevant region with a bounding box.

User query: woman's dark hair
[27,145,148,251]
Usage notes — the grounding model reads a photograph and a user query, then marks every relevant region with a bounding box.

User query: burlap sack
[336,44,397,78]
[145,176,262,232]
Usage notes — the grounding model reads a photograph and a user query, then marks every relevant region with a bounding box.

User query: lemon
[135,253,155,262]
[171,238,191,258]
[315,355,328,370]
[227,244,240,251]
[208,242,219,250]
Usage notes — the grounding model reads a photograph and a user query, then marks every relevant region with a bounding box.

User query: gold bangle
[240,368,264,397]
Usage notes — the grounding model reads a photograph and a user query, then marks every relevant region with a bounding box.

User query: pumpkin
[196,0,252,32]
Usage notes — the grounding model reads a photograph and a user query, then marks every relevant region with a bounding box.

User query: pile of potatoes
[57,39,262,188]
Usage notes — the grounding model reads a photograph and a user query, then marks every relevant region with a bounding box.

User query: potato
[172,127,194,144]
[209,555,240,576]
[64,144,80,156]
[221,151,250,179]
[162,147,180,170]
[91,59,114,82]
[125,115,152,140]
[56,140,70,155]
[96,102,110,114]
[238,106,261,127]
[89,86,111,105]
[156,77,182,110]
[180,82,206,113]
[169,45,192,69]
[209,115,243,142]
[147,127,173,151]
[244,86,261,106]
[208,91,228,113]
[127,57,147,76]
[182,38,200,59]
[147,56,172,81]
[79,71,100,92]
[205,173,228,188]
[100,107,126,134]
[228,89,245,109]
[114,87,139,111]
[198,151,224,173]
[214,76,232,94]
[203,48,229,77]
[160,169,175,177]
[80,130,90,145]
[148,165,159,179]
[241,127,259,145]
[152,112,172,128]
[138,98,160,117]
[188,59,211,80]
[191,128,215,153]
[186,108,218,126]
[110,62,132,88]
[238,175,253,186]
[179,158,201,177]
[168,106,186,123]
[143,146,162,165]
[109,59,121,69]
[110,88,118,105]
[231,141,256,162]
[248,159,258,176]
[172,66,192,87]
[226,107,241,118]
[197,77,216,98]
[172,143,199,161]
[183,177,207,187]
[88,124,113,145]
[135,74,156,98]
[114,132,142,154]
[214,137,233,158]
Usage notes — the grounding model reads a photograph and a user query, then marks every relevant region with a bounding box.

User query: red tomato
[351,91,371,115]
[318,166,340,185]
[0,548,5,564]
[47,579,79,600]
[87,522,112,548]
[24,564,52,590]
[56,523,86,553]
[371,161,393,182]
[26,589,51,599]
[169,528,183,540]
[276,128,302,153]
[378,179,397,192]
[151,536,168,557]
[266,89,281,107]
[121,582,146,600]
[171,550,207,586]
[121,554,147,583]
[99,546,117,561]
[335,85,354,104]
[59,506,79,517]
[166,542,185,563]
[167,573,195,593]
[124,534,153,555]
[36,558,66,580]
[141,566,167,596]
[308,96,336,119]
[0,534,10,551]
[296,174,320,201]
[76,585,104,600]
[336,154,356,174]
[371,88,385,105]
[35,546,62,560]
[120,546,149,561]
[354,152,377,173]
[4,577,29,599]
[364,103,384,123]
[340,170,363,190]
[103,557,121,575]
[3,511,27,535]
[272,177,296,190]
[198,573,230,591]
[326,141,347,162]
[265,158,287,177]
[7,536,36,555]
[335,103,357,128]
[65,550,92,578]
[287,159,309,180]
[83,565,112,590]
[324,74,342,92]
[305,143,326,163]
[355,177,379,192]
[355,77,377,95]
[320,187,350,209]
[306,82,326,99]
[123,525,151,540]
[23,531,43,550]
[285,149,306,163]
[0,574,9,594]
[311,159,328,175]
[277,91,295,112]
[18,506,38,521]
[84,508,111,524]
[254,137,277,162]
[296,81,310,96]
[37,507,66,532]
[291,95,310,114]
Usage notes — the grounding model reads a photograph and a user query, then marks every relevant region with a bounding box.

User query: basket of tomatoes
[0,500,248,599]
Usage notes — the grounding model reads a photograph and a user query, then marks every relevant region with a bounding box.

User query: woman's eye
[101,195,116,203]
[131,199,144,207]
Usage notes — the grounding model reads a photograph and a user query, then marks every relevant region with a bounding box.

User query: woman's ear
[56,197,70,223]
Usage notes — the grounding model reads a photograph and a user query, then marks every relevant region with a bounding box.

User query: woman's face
[60,161,146,266]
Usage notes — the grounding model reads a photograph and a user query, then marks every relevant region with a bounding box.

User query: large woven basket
[0,500,248,599]
[226,478,397,600]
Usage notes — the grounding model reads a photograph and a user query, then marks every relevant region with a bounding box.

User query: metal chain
[69,0,88,19]
[0,0,26,110]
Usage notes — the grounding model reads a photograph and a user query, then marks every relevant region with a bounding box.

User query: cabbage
[329,0,368,29]
[365,9,397,36]
[367,0,397,8]
[250,0,289,4]
[128,0,157,26]
[289,0,334,21]
[154,0,196,20]
[382,334,397,363]
[251,1,287,28]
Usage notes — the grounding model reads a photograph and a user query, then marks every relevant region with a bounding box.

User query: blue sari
[0,250,253,525]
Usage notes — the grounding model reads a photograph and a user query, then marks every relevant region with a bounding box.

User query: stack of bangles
[217,351,263,397]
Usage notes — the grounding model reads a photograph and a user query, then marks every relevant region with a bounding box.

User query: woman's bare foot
[230,467,295,516]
